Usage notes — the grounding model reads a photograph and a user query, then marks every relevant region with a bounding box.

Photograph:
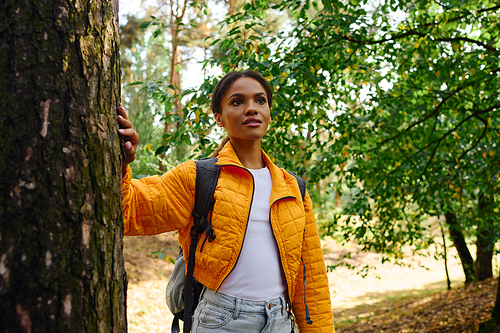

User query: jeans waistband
[201,287,288,315]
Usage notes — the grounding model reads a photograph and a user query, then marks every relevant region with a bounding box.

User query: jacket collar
[215,142,297,202]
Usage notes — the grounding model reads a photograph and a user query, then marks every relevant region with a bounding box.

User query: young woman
[118,70,334,332]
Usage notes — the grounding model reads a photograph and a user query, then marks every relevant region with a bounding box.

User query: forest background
[118,0,500,331]
[1,0,497,331]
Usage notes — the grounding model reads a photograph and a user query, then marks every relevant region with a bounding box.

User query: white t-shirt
[218,167,286,300]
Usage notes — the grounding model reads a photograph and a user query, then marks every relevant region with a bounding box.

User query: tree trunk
[0,0,127,332]
[160,0,187,170]
[476,197,494,281]
[444,212,475,283]
[478,276,500,332]
[476,227,494,281]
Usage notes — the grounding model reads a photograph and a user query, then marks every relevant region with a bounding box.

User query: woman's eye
[232,99,243,106]
[257,98,266,104]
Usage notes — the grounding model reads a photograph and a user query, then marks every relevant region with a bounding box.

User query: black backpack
[167,157,306,333]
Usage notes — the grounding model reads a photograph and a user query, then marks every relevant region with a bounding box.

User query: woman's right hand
[117,106,140,175]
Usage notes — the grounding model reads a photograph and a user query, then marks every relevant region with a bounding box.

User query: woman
[118,70,334,332]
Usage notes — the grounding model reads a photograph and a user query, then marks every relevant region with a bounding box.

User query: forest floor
[124,233,498,333]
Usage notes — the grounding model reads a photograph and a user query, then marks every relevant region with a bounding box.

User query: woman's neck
[229,139,265,169]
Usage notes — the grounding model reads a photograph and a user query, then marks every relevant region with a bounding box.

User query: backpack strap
[183,157,220,333]
[286,170,306,201]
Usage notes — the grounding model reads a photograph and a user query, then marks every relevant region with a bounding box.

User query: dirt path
[124,234,496,332]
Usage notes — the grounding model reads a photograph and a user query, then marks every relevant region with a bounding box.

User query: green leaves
[138,0,499,261]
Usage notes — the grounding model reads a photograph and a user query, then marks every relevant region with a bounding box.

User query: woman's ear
[214,113,224,127]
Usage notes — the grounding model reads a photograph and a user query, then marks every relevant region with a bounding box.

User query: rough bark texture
[445,212,475,283]
[0,0,127,332]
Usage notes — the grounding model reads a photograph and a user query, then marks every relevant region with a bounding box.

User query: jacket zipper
[215,165,255,292]
[269,196,296,303]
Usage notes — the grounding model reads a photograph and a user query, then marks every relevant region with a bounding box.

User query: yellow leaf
[449,184,454,189]
[146,143,151,151]
[436,70,440,77]
[490,151,495,157]
[453,132,460,139]
[481,53,485,59]
[353,64,358,70]
[483,152,487,158]
[415,42,420,48]
[395,161,401,167]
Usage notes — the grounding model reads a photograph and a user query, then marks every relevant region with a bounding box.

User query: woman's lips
[243,118,262,127]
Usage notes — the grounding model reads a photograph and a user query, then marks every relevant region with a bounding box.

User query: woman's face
[215,77,271,144]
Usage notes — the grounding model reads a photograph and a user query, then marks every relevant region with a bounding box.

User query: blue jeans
[192,287,296,333]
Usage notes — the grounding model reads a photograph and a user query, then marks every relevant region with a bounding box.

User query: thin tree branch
[457,115,488,162]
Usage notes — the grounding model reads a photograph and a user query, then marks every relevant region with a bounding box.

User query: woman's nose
[245,101,258,115]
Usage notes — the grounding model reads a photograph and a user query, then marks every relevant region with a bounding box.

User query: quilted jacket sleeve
[122,161,196,236]
[292,190,335,332]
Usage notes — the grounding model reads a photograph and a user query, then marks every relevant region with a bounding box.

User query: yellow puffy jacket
[122,143,334,332]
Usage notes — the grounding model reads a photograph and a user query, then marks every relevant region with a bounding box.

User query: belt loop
[199,285,207,302]
[233,298,241,320]
[281,295,286,317]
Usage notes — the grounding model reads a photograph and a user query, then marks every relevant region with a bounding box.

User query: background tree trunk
[476,227,494,281]
[476,196,494,281]
[0,0,127,332]
[445,212,475,283]
[478,276,500,332]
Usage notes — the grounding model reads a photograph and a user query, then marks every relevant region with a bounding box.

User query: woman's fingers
[117,114,134,129]
[117,106,129,119]
[118,127,138,140]
[117,107,140,168]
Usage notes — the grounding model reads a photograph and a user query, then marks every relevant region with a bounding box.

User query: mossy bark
[0,0,127,332]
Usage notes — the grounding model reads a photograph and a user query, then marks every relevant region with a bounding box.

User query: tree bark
[0,0,127,332]
[476,227,494,281]
[476,197,494,281]
[444,212,475,283]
